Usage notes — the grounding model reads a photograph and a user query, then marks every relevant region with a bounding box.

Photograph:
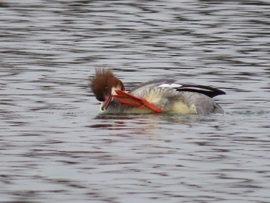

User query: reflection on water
[1,0,270,202]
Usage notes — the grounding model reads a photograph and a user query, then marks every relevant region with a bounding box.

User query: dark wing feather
[129,79,225,98]
[175,84,226,98]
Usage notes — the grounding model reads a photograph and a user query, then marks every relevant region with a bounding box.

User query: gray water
[1,0,270,202]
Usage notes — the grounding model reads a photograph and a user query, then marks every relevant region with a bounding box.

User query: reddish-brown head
[90,69,125,110]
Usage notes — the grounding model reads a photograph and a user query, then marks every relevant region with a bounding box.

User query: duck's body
[90,69,225,115]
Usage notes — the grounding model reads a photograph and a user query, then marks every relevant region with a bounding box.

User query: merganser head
[90,69,125,111]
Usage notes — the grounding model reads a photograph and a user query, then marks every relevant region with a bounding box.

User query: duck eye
[105,86,109,93]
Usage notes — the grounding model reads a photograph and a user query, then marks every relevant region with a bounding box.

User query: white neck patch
[111,86,122,95]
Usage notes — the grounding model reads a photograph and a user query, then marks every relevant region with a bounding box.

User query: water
[1,0,270,202]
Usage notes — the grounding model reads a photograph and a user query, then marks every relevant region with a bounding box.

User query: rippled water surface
[1,0,270,202]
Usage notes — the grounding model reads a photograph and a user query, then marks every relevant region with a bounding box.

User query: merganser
[90,69,225,115]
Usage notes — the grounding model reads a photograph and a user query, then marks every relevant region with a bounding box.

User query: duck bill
[101,95,112,110]
[113,90,162,113]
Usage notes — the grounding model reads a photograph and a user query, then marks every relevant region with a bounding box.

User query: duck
[89,69,225,115]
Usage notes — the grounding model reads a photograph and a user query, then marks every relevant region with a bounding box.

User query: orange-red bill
[101,95,112,110]
[113,90,162,113]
